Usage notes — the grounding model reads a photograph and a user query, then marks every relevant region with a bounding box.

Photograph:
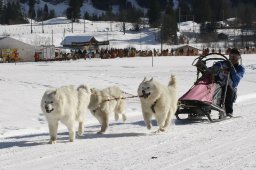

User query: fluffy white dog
[137,75,177,133]
[41,85,91,144]
[88,86,127,134]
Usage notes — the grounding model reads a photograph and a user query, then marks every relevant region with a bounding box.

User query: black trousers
[223,85,237,114]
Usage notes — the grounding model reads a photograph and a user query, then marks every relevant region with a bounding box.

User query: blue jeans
[223,86,237,114]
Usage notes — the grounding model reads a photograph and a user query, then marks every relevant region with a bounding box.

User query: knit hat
[230,48,240,56]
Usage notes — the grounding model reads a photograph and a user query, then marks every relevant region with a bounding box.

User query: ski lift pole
[52,30,53,45]
[152,53,154,67]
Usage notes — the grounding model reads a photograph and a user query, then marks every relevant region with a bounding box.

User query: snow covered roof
[61,35,97,46]
[172,44,201,51]
[0,36,34,49]
[61,35,109,48]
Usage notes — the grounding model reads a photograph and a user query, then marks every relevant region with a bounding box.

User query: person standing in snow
[207,48,245,117]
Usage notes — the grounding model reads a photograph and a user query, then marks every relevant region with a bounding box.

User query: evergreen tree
[238,3,254,28]
[136,0,149,8]
[0,0,4,24]
[37,8,43,21]
[66,0,83,21]
[1,2,27,25]
[148,0,161,28]
[177,0,191,17]
[48,9,55,19]
[83,12,90,20]
[5,2,12,24]
[91,0,109,11]
[20,0,29,3]
[13,2,27,24]
[209,0,231,22]
[161,4,178,44]
[101,7,116,21]
[127,7,143,23]
[2,4,7,24]
[28,0,36,19]
[92,14,99,21]
[43,4,49,20]
[119,8,127,22]
[191,0,211,23]
[0,0,3,14]
[138,0,171,9]
[119,4,143,23]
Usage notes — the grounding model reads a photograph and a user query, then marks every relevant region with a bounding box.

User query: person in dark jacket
[211,48,245,117]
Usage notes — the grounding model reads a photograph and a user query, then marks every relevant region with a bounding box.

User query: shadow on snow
[0,119,158,149]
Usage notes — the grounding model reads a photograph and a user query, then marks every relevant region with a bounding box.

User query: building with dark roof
[61,35,109,50]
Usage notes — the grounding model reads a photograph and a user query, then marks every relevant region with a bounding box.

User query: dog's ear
[47,89,57,96]
[52,90,57,96]
[90,88,95,93]
[78,85,90,93]
[143,77,147,82]
[54,89,59,98]
[149,77,153,82]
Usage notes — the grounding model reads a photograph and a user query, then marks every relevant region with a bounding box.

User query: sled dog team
[41,75,177,144]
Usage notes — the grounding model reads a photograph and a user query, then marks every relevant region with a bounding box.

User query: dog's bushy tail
[168,75,176,88]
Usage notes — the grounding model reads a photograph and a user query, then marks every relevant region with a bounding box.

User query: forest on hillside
[0,0,255,45]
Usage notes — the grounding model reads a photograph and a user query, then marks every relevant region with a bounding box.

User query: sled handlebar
[192,53,235,70]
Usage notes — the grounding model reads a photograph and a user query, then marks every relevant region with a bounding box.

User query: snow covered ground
[0,54,256,170]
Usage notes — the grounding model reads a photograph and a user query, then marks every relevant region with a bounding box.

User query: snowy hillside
[0,16,167,50]
[0,15,206,51]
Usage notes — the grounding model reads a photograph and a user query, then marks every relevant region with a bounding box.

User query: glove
[206,66,220,75]
[226,61,233,68]
[195,60,207,70]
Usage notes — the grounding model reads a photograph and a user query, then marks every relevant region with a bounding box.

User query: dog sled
[175,53,235,122]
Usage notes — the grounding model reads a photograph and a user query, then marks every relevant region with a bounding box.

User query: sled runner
[175,53,235,122]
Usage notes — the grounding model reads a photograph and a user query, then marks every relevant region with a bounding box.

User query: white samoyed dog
[137,75,177,133]
[88,86,127,134]
[41,85,91,144]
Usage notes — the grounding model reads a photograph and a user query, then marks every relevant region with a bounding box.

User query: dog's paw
[78,129,84,136]
[154,128,166,134]
[154,129,163,134]
[69,138,75,142]
[78,131,84,136]
[114,113,119,121]
[147,124,152,130]
[153,130,160,134]
[48,140,57,144]
[97,131,105,134]
[122,114,127,122]
[159,127,166,132]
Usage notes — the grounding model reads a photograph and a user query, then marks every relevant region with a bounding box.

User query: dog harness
[151,99,158,114]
